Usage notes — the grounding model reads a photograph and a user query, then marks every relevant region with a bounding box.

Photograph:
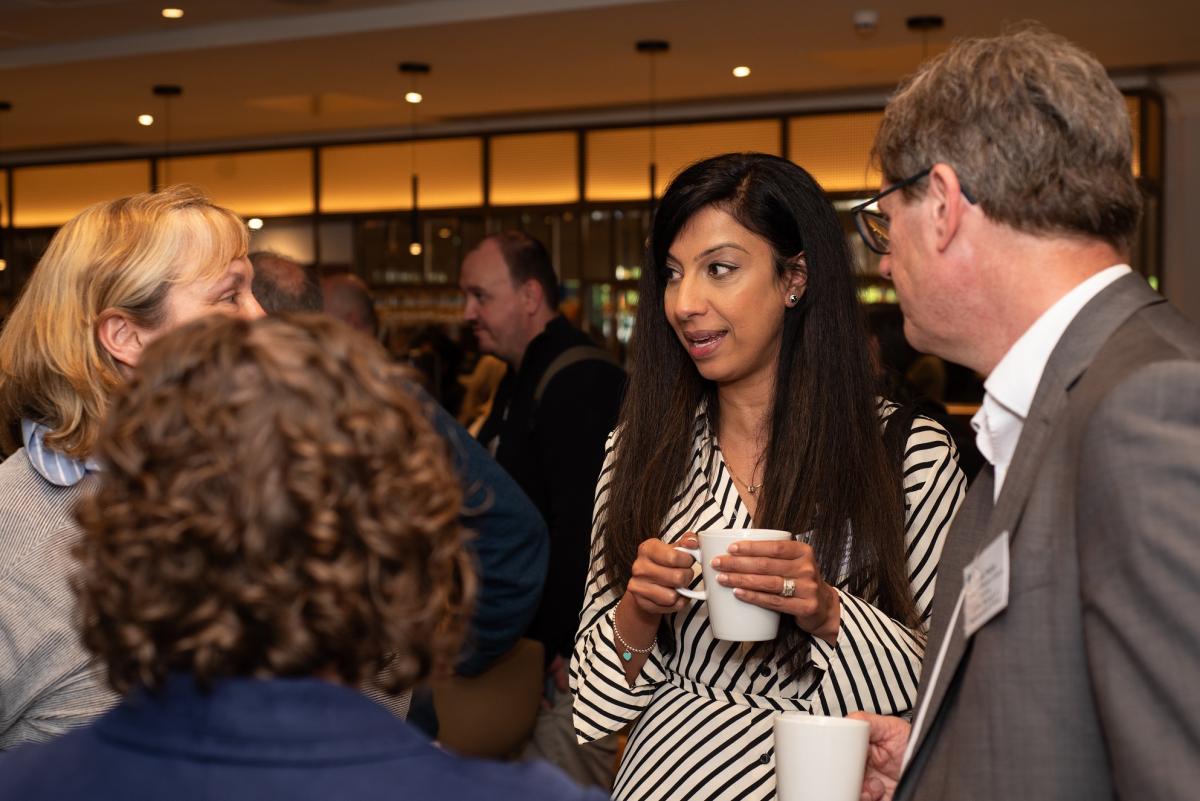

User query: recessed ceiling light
[247,218,264,230]
[161,8,184,19]
[408,242,423,256]
[732,66,751,78]
[404,91,423,104]
[137,114,154,126]
[0,259,7,272]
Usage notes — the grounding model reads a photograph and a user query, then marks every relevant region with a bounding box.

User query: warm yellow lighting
[408,242,423,256]
[0,259,6,272]
[405,91,423,104]
[137,114,154,126]
[247,217,264,230]
[438,227,452,239]
[161,8,184,19]
[732,66,751,78]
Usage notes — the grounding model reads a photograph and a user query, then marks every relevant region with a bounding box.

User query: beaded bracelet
[613,597,657,662]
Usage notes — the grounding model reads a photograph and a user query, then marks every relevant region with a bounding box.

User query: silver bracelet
[613,597,657,662]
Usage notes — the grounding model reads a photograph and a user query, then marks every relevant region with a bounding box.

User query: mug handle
[674,546,706,601]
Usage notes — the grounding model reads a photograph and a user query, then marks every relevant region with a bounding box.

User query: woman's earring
[787,293,799,307]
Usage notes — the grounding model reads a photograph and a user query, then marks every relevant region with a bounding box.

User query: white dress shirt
[971,264,1132,500]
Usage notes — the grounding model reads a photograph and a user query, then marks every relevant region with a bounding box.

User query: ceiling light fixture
[137,114,154,126]
[152,84,182,187]
[906,15,945,61]
[161,8,184,20]
[398,61,431,262]
[0,101,11,269]
[732,66,751,78]
[636,39,670,205]
[247,218,264,231]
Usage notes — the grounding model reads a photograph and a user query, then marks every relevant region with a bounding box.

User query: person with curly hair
[0,184,264,748]
[0,314,606,801]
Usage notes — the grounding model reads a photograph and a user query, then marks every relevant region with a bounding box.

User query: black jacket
[477,316,625,660]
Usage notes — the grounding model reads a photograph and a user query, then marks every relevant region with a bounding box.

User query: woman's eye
[222,293,239,305]
[707,261,735,277]
[664,266,682,282]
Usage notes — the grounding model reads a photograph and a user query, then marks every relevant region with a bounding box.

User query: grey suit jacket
[898,274,1200,800]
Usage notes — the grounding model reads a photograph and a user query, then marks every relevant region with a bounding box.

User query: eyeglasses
[850,167,977,255]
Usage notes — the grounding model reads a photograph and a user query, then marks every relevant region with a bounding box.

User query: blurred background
[0,0,1195,409]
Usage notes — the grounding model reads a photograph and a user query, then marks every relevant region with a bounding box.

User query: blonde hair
[0,184,248,457]
[874,24,1142,252]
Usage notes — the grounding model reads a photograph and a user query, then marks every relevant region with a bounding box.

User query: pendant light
[152,84,182,187]
[0,101,10,275]
[635,40,669,205]
[906,15,945,62]
[398,62,430,258]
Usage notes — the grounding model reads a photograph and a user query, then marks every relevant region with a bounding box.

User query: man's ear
[96,309,147,371]
[783,253,809,307]
[927,163,969,253]
[519,279,546,314]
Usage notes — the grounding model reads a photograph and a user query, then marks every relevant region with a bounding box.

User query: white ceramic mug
[675,528,793,641]
[773,713,869,801]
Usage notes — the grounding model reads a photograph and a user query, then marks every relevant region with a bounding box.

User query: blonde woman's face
[160,257,264,332]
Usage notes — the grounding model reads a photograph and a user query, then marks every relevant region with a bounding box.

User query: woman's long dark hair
[604,153,918,665]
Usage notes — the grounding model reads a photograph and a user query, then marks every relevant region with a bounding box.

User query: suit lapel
[902,273,1162,770]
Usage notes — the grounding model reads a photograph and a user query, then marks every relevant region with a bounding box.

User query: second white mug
[676,528,793,641]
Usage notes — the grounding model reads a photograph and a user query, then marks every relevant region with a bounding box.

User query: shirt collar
[983,264,1132,421]
[21,418,101,487]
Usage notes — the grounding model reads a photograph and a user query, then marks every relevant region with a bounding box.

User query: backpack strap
[532,345,621,407]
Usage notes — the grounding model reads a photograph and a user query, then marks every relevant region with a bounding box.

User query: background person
[0,185,263,749]
[570,153,966,801]
[460,231,626,785]
[0,314,606,801]
[249,250,322,314]
[846,26,1200,801]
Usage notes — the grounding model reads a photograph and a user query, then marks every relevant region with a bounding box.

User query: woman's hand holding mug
[713,537,841,645]
[626,533,699,616]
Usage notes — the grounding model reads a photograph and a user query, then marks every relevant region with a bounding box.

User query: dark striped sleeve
[808,416,967,717]
[569,431,669,743]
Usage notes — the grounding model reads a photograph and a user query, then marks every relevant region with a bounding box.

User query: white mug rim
[775,713,869,730]
[696,528,793,540]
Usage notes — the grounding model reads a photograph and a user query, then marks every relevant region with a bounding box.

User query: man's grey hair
[873,23,1142,253]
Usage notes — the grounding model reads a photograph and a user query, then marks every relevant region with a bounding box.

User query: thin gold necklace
[724,453,764,495]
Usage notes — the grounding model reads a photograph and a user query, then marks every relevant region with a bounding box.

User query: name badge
[962,530,1010,638]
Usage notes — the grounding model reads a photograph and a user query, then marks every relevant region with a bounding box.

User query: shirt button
[758,665,771,677]
[759,754,770,765]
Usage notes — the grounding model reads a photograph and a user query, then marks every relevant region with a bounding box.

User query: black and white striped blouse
[570,405,967,801]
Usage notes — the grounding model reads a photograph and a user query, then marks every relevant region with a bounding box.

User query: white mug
[675,528,793,641]
[773,713,869,801]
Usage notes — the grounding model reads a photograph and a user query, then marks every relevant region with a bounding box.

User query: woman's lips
[683,330,727,359]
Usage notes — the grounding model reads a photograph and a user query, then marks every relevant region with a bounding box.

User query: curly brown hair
[73,313,475,695]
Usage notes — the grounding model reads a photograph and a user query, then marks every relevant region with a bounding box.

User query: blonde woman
[0,185,263,749]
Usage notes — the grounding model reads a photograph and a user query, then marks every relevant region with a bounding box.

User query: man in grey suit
[847,25,1200,801]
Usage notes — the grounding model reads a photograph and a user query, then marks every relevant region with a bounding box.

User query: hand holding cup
[626,532,699,616]
[712,535,841,644]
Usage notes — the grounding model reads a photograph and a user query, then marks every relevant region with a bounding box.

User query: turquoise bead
[622,650,633,661]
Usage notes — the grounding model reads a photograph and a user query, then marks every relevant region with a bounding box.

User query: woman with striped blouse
[570,153,966,800]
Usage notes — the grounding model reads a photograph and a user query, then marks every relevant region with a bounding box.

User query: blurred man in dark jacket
[461,231,625,787]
